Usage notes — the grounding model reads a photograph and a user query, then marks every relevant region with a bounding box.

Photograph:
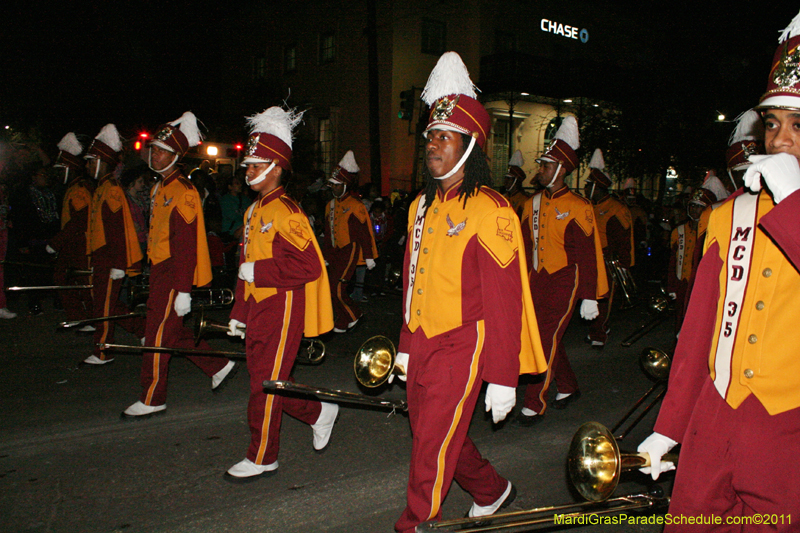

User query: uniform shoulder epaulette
[479,186,511,209]
[176,175,194,190]
[278,195,302,214]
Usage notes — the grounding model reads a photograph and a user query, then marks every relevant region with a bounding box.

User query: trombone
[605,256,637,310]
[417,422,674,532]
[610,348,670,441]
[6,284,92,292]
[620,295,672,347]
[192,308,326,365]
[263,335,408,411]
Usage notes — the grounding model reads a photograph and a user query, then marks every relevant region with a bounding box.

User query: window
[421,19,446,55]
[319,32,336,64]
[284,44,297,73]
[253,56,266,80]
[318,118,334,175]
[491,118,510,187]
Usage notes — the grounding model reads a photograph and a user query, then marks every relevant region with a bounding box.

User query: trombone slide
[99,343,245,359]
[263,380,408,411]
[6,285,92,292]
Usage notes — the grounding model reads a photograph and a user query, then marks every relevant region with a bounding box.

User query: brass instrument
[65,267,93,279]
[192,308,326,365]
[7,284,92,292]
[605,256,637,310]
[417,421,672,532]
[60,306,146,328]
[263,335,408,411]
[100,342,244,359]
[620,295,671,347]
[610,348,671,440]
[127,285,233,309]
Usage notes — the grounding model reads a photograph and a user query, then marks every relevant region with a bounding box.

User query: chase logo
[540,19,589,44]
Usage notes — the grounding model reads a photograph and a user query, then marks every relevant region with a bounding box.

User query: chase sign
[540,19,589,43]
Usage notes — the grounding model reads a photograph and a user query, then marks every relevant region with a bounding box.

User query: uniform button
[744,368,754,379]
[748,334,757,344]
[428,227,434,234]
[416,309,421,316]
[756,301,765,310]
[419,268,425,274]
[423,248,429,254]
[434,208,439,214]
[417,288,423,295]
[763,268,772,277]
[540,247,544,251]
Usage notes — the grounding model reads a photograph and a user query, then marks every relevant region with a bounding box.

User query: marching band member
[517,117,607,424]
[322,151,378,332]
[84,124,144,365]
[47,133,94,330]
[394,51,546,533]
[224,105,335,482]
[583,149,634,348]
[123,112,235,418]
[639,11,800,529]
[503,149,529,218]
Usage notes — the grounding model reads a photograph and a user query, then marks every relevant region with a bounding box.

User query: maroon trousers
[54,252,92,323]
[589,267,614,343]
[665,378,800,532]
[395,322,508,533]
[90,262,145,360]
[327,242,361,329]
[139,268,228,406]
[523,268,580,413]
[243,290,321,465]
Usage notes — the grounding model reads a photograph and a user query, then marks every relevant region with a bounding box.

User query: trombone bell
[354,335,404,388]
[640,347,671,382]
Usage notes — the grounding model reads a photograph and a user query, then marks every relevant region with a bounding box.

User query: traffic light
[399,89,415,121]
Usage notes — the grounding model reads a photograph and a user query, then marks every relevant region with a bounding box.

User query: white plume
[508,149,524,167]
[728,109,764,145]
[778,9,800,43]
[338,150,360,173]
[555,116,580,151]
[421,51,478,106]
[246,106,305,149]
[703,172,729,202]
[95,124,122,153]
[588,148,605,170]
[169,111,204,148]
[57,132,83,156]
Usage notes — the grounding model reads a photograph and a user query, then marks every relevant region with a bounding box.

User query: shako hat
[505,150,526,182]
[585,148,612,187]
[536,116,580,176]
[421,52,490,150]
[242,106,303,171]
[726,109,764,170]
[329,151,360,186]
[85,124,122,166]
[696,170,729,204]
[55,132,84,171]
[758,9,800,110]
[150,111,203,158]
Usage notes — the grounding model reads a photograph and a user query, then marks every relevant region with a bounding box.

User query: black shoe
[552,390,582,410]
[514,411,543,427]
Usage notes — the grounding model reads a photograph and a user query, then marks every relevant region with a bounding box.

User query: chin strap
[246,162,276,186]
[63,168,70,185]
[434,135,476,180]
[727,168,737,190]
[148,148,179,174]
[546,163,562,189]
[589,181,596,202]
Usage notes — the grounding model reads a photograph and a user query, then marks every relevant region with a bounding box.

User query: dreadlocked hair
[422,133,492,214]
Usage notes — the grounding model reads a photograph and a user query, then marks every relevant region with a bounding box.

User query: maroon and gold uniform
[588,194,634,344]
[654,189,800,525]
[138,169,228,406]
[505,190,529,219]
[667,221,698,331]
[49,177,93,322]
[230,186,333,466]
[520,186,607,413]
[395,184,546,532]
[322,192,378,329]
[87,174,144,361]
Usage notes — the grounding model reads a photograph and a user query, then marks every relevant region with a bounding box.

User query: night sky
[1,2,797,163]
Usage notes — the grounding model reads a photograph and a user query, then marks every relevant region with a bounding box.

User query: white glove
[109,268,126,280]
[238,262,255,283]
[388,352,409,383]
[365,258,376,270]
[744,153,800,204]
[485,383,516,424]
[227,318,246,339]
[637,432,678,480]
[668,292,677,300]
[174,292,192,317]
[580,299,599,320]
[46,245,57,255]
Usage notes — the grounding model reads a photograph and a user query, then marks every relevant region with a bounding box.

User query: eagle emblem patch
[555,207,570,220]
[260,218,273,233]
[446,214,467,236]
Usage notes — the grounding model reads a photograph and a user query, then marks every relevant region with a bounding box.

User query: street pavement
[0,287,677,533]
